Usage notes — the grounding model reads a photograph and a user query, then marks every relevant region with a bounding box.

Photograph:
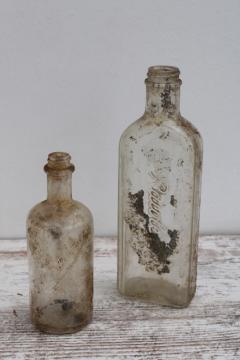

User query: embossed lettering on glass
[27,152,93,333]
[118,66,202,307]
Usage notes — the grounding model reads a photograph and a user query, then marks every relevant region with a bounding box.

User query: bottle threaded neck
[44,152,75,173]
[146,65,182,85]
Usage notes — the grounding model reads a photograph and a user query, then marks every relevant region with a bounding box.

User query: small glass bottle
[118,66,202,307]
[27,152,93,333]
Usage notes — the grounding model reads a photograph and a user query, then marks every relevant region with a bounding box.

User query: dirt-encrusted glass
[27,152,93,333]
[118,66,203,307]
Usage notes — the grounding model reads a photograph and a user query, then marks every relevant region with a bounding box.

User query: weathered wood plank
[0,236,239,359]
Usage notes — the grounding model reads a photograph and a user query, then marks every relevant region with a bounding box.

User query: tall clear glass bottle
[27,152,93,333]
[118,66,202,307]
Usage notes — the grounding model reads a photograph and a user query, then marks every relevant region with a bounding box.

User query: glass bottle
[118,66,202,307]
[27,152,93,333]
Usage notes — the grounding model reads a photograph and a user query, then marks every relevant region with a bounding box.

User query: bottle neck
[144,66,181,119]
[44,152,75,202]
[145,82,180,118]
[47,171,72,202]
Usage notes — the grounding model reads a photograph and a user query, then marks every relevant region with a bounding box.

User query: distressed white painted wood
[0,236,239,359]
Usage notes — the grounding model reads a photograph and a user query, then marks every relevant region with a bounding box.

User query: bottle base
[119,291,193,308]
[32,315,92,335]
[119,277,195,308]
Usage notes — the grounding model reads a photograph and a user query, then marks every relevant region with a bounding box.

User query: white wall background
[0,0,239,237]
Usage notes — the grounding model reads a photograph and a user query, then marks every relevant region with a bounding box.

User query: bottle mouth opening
[44,152,75,172]
[146,65,181,84]
[148,65,180,75]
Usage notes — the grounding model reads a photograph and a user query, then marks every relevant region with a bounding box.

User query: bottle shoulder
[119,114,202,153]
[119,115,145,145]
[27,199,93,230]
[178,116,203,158]
[72,200,94,224]
[178,116,202,143]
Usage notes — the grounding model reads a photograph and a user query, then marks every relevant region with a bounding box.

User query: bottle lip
[146,65,182,85]
[44,152,75,173]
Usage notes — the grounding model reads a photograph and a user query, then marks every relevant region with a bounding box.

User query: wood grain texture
[0,236,239,360]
